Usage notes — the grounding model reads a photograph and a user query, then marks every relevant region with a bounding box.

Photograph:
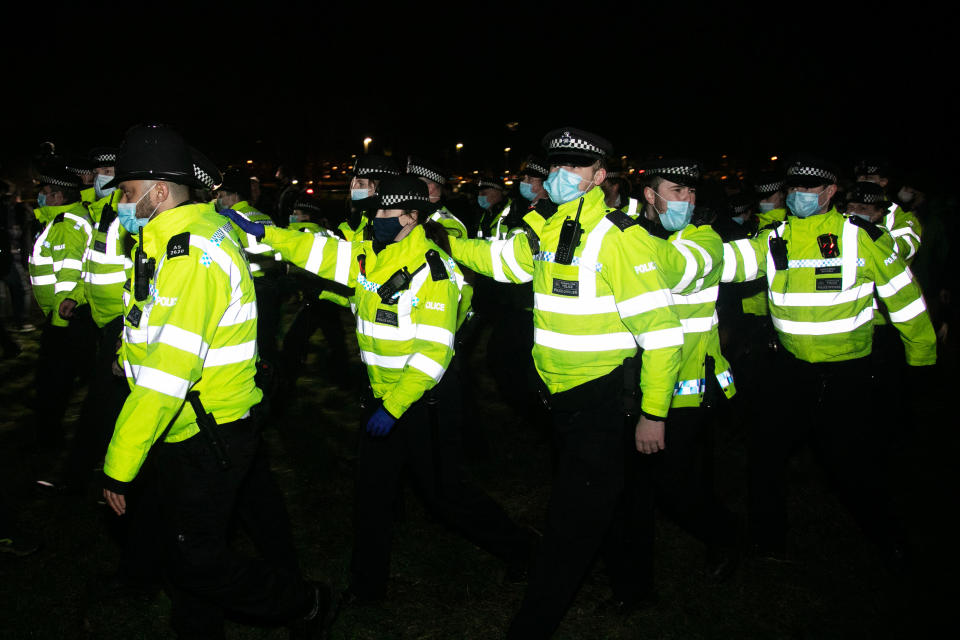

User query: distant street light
[363,137,373,154]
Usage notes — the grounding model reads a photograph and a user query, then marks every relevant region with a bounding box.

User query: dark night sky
[2,3,956,183]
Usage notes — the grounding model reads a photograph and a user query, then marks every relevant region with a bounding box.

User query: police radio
[377,263,427,304]
[134,227,155,302]
[554,198,584,265]
[769,227,788,271]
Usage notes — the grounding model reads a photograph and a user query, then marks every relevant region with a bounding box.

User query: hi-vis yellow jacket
[265,223,465,418]
[104,202,261,485]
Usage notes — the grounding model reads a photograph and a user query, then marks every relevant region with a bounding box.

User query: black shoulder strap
[605,210,638,231]
[425,249,448,281]
[167,232,191,259]
[760,220,783,232]
[847,215,884,241]
[53,213,66,224]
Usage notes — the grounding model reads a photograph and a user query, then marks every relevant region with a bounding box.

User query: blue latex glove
[366,406,397,437]
[220,209,265,241]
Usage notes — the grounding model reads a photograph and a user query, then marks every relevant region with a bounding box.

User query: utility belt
[183,392,264,470]
[540,364,626,415]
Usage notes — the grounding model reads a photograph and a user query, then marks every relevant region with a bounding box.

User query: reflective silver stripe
[674,236,712,292]
[670,240,698,292]
[502,238,532,282]
[30,274,57,286]
[30,255,54,265]
[671,285,718,305]
[680,313,718,334]
[356,317,417,341]
[772,306,874,336]
[415,324,455,349]
[360,351,409,369]
[189,236,242,292]
[721,243,737,282]
[131,364,191,399]
[63,212,93,237]
[577,217,612,299]
[86,250,127,265]
[876,271,913,299]
[220,301,257,326]
[626,198,639,216]
[674,378,704,396]
[408,353,445,381]
[716,369,734,388]
[887,297,927,323]
[635,326,685,350]
[334,239,352,285]
[735,238,757,280]
[535,292,617,315]
[54,281,78,293]
[85,271,128,285]
[490,239,508,282]
[769,282,874,307]
[249,263,262,273]
[304,234,328,275]
[205,340,257,367]
[59,258,83,271]
[156,324,209,358]
[615,289,672,318]
[31,223,54,267]
[534,327,636,352]
[244,240,274,254]
[841,219,859,291]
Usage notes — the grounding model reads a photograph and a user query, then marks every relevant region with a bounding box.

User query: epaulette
[425,249,448,281]
[53,213,66,224]
[534,198,558,218]
[847,215,884,241]
[605,210,638,231]
[167,232,191,259]
[759,220,783,232]
[521,223,540,254]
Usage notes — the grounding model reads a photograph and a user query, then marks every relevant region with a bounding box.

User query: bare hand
[635,416,665,454]
[937,322,949,344]
[103,489,126,516]
[58,298,78,319]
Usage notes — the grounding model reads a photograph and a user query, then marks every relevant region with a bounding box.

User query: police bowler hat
[105,124,221,190]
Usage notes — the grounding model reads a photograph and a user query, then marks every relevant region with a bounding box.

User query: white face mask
[94,173,115,200]
[897,188,915,204]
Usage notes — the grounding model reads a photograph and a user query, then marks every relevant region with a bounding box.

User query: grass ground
[1,298,958,639]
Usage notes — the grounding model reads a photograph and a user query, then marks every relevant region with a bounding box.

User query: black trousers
[254,275,281,367]
[747,349,900,554]
[154,417,310,638]
[32,307,96,451]
[350,363,531,600]
[280,297,349,387]
[62,316,129,486]
[605,398,740,599]
[508,368,626,640]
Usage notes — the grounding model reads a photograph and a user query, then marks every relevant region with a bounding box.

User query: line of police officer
[21,122,938,639]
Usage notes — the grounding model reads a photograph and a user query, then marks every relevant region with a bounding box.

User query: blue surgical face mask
[759,201,776,213]
[477,195,490,210]
[351,188,370,201]
[787,189,827,218]
[117,183,158,234]
[654,191,694,231]
[371,215,404,243]
[36,193,48,208]
[519,181,537,201]
[289,214,299,224]
[94,173,115,200]
[544,168,589,205]
[732,216,746,225]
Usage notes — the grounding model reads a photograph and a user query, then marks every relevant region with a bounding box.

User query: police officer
[225,175,537,604]
[27,158,95,455]
[341,154,400,241]
[854,156,922,265]
[100,125,328,639]
[516,155,550,209]
[406,155,469,239]
[722,154,936,567]
[446,127,684,638]
[474,176,513,240]
[605,158,742,611]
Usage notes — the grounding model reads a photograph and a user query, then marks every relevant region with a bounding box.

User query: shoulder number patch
[167,232,190,259]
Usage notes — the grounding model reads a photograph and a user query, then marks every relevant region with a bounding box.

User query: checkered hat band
[856,193,886,204]
[733,204,751,214]
[294,200,323,212]
[858,165,880,175]
[357,166,400,177]
[380,193,423,207]
[526,161,548,175]
[67,166,94,175]
[787,165,837,183]
[409,165,445,185]
[37,173,76,188]
[194,165,217,189]
[477,181,502,190]
[547,138,603,155]
[650,165,700,179]
[93,153,117,164]
[756,180,785,193]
